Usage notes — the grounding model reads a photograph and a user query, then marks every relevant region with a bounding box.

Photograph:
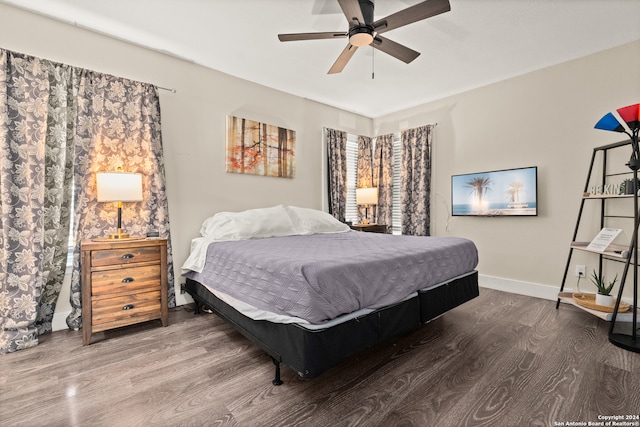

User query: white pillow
[285,206,351,235]
[199,213,233,237]
[200,205,298,240]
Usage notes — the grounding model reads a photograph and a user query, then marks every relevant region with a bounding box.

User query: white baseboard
[478,273,638,306]
[479,274,560,301]
[52,310,72,332]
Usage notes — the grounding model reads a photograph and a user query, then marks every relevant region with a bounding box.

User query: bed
[182,205,479,384]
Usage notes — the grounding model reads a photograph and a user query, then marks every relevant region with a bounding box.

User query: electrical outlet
[180,283,186,294]
[575,265,586,277]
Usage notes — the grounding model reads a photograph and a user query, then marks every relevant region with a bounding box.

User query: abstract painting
[226,115,295,178]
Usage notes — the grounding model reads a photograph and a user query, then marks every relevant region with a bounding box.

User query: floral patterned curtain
[66,71,175,330]
[326,128,347,222]
[0,50,76,353]
[357,135,373,224]
[401,125,433,236]
[0,48,173,352]
[373,134,394,229]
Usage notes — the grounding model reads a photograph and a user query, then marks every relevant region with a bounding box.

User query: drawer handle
[122,277,135,283]
[121,253,135,260]
[122,304,135,310]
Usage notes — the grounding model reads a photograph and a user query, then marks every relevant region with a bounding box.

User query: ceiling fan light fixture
[349,26,373,46]
[350,32,373,46]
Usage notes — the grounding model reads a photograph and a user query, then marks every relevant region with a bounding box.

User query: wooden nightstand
[81,238,168,345]
[350,223,388,233]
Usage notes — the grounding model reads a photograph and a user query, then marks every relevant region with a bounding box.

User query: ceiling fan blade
[278,31,347,42]
[337,0,365,25]
[372,36,420,64]
[373,0,451,34]
[328,43,358,74]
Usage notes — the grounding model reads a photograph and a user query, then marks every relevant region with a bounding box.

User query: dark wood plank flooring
[1,288,639,427]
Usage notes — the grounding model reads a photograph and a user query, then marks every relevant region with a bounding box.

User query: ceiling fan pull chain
[372,46,375,80]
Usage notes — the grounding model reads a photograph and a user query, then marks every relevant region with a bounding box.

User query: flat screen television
[451,166,538,216]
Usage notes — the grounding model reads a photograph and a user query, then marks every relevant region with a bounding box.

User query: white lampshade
[96,172,143,202]
[356,187,378,205]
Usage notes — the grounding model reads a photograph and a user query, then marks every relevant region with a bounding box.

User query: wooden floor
[1,288,639,427]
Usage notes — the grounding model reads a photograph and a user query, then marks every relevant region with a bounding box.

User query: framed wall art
[226,115,296,178]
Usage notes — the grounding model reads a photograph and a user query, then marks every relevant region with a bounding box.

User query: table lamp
[96,170,143,239]
[356,187,378,225]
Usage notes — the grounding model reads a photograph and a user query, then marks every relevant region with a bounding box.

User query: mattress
[183,231,478,324]
[200,270,477,329]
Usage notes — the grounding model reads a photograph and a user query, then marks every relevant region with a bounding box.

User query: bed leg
[271,357,283,386]
[194,303,201,315]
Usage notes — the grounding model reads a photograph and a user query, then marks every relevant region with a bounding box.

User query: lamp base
[109,232,130,239]
[609,319,640,353]
[91,234,146,242]
[91,226,146,242]
[609,333,640,353]
[91,235,145,242]
[363,205,370,224]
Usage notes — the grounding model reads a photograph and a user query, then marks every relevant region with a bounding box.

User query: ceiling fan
[278,0,451,74]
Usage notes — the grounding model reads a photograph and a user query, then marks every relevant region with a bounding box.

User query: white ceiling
[3,0,640,118]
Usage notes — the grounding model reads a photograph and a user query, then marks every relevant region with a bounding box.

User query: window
[345,133,402,233]
[391,134,402,234]
[345,134,359,224]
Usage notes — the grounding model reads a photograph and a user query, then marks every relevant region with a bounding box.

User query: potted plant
[590,270,617,306]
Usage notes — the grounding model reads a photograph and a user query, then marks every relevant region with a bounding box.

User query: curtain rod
[157,86,176,93]
[1,48,179,94]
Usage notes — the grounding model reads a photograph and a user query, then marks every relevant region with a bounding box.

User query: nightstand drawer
[91,246,161,267]
[92,290,162,327]
[91,264,161,296]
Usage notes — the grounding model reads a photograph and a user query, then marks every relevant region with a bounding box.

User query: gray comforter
[183,231,478,324]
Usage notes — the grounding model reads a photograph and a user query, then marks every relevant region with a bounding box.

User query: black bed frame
[185,271,478,385]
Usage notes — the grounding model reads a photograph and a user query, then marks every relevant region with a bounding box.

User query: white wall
[0,4,371,329]
[374,40,640,299]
